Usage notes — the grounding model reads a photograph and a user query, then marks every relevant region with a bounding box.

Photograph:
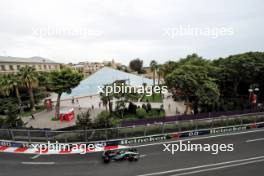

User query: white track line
[169,159,264,176]
[21,162,55,165]
[31,154,41,159]
[246,138,264,143]
[137,155,264,176]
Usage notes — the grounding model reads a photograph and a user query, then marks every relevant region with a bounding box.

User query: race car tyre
[103,157,110,164]
[128,156,134,162]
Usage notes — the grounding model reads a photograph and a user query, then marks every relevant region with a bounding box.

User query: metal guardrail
[121,109,264,126]
[0,112,264,143]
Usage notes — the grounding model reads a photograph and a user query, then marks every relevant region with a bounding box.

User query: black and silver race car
[102,148,139,163]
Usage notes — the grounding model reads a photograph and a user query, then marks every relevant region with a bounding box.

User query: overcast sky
[0,0,263,65]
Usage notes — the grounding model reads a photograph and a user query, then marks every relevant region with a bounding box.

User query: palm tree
[0,74,22,106]
[99,84,114,113]
[18,66,39,112]
[150,60,157,100]
[0,75,10,96]
[157,65,163,86]
[150,60,157,86]
[156,65,164,96]
[100,95,109,111]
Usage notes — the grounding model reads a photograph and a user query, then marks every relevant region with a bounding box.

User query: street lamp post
[255,88,260,108]
[248,87,260,110]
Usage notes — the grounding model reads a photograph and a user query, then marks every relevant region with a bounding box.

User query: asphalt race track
[1,129,264,176]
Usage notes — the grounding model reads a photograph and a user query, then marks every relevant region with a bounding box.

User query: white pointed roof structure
[62,67,153,99]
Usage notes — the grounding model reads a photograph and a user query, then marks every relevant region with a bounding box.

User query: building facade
[71,59,122,75]
[0,56,60,74]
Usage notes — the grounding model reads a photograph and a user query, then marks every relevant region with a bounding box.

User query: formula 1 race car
[102,148,139,163]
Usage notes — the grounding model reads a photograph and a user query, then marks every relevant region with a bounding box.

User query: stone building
[71,59,122,75]
[0,56,60,74]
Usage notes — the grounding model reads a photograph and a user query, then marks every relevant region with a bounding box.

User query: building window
[39,65,42,70]
[49,65,51,69]
[44,65,47,70]
[17,65,20,70]
[0,65,5,71]
[9,65,14,70]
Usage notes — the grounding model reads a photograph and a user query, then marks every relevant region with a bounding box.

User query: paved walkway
[22,108,101,130]
[22,94,186,130]
[163,97,186,115]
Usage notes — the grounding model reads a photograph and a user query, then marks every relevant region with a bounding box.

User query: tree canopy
[48,68,83,119]
[164,52,264,113]
[165,54,220,114]
[129,58,143,73]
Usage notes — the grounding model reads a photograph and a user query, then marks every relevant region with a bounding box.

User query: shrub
[136,108,147,119]
[128,102,137,114]
[94,110,112,128]
[2,102,24,128]
[76,111,93,130]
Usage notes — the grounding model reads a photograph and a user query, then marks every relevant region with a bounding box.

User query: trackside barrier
[121,109,264,126]
[0,122,263,154]
[119,122,264,145]
[1,112,264,142]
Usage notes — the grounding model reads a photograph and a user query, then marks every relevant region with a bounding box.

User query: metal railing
[1,112,264,143]
[121,109,264,126]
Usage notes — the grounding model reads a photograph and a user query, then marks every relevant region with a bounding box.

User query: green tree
[213,52,264,110]
[165,54,220,114]
[100,81,140,117]
[136,107,147,119]
[0,99,24,128]
[48,68,83,119]
[93,110,112,128]
[18,66,39,111]
[163,61,178,78]
[129,58,143,74]
[0,74,22,106]
[100,84,114,112]
[150,60,158,99]
[156,65,163,86]
[76,111,92,130]
[113,82,140,118]
[150,60,157,86]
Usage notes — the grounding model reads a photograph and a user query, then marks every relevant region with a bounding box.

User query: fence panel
[1,113,264,142]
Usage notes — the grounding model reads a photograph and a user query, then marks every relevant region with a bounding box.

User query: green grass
[122,114,138,119]
[142,93,163,102]
[147,109,165,118]
[120,109,165,121]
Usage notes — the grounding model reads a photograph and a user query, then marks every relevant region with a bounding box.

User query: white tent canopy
[61,67,153,99]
